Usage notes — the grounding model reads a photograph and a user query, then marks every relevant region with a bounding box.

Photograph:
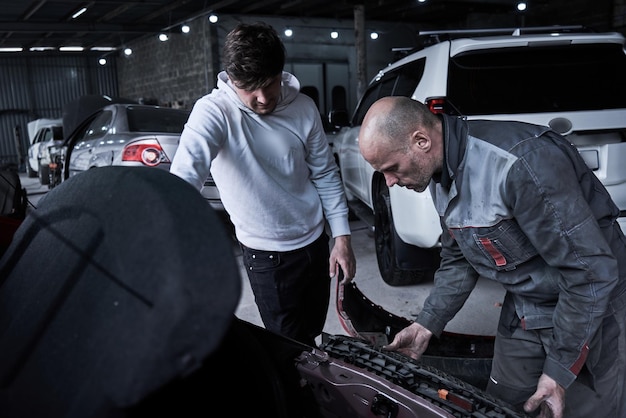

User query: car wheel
[38,162,50,186]
[27,163,36,178]
[373,177,435,286]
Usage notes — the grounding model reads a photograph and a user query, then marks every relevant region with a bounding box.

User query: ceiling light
[181,24,190,34]
[370,32,379,40]
[124,47,133,56]
[330,30,339,39]
[59,46,84,52]
[158,33,169,42]
[91,46,117,51]
[29,46,55,52]
[72,7,87,19]
[208,14,218,23]
[284,28,293,37]
[98,58,107,66]
[517,2,527,11]
[0,47,23,52]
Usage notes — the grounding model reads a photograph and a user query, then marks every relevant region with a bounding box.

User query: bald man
[359,96,626,418]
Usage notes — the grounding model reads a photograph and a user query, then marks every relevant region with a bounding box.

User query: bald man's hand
[524,374,565,418]
[383,322,432,360]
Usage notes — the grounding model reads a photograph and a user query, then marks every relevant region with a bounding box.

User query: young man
[359,96,626,418]
[170,22,355,347]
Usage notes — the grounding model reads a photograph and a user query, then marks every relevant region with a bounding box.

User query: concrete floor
[19,171,506,340]
[235,217,507,338]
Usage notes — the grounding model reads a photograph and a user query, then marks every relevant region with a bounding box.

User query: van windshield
[448,43,626,115]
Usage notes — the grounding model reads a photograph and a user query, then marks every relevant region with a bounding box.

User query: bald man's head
[362,97,438,144]
[360,98,405,165]
[358,96,443,193]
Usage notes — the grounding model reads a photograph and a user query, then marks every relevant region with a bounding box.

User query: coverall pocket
[473,220,537,271]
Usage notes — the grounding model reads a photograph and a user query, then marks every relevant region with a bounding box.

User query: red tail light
[122,140,170,167]
[426,97,446,114]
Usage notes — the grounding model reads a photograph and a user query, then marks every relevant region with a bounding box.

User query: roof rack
[413,25,594,51]
[388,25,599,63]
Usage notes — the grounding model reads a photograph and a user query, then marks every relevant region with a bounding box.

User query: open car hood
[0,167,526,418]
[61,95,137,140]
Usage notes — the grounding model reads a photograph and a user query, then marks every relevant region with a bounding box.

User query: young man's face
[231,75,282,115]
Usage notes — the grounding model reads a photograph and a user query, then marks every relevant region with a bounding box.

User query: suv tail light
[122,140,170,167]
[426,98,446,114]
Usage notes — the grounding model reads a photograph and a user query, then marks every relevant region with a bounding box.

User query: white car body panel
[26,118,62,174]
[389,186,441,248]
[334,30,626,253]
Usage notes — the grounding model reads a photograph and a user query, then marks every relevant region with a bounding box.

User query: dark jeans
[240,233,330,347]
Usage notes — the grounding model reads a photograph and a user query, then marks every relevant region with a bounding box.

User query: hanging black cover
[0,166,241,417]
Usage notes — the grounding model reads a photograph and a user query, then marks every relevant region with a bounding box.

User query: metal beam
[0,22,163,34]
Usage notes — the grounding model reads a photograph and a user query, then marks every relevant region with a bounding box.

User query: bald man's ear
[412,130,431,151]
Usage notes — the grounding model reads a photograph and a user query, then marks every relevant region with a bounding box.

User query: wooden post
[354,4,367,101]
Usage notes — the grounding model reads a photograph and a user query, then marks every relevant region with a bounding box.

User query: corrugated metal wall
[0,54,118,170]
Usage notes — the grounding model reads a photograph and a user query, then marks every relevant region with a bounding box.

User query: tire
[38,162,50,185]
[27,163,37,178]
[48,166,60,190]
[373,177,435,286]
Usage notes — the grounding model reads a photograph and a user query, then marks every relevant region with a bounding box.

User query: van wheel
[373,178,432,286]
[38,162,50,185]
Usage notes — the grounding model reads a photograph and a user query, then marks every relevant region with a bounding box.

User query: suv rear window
[448,43,626,115]
[353,59,425,125]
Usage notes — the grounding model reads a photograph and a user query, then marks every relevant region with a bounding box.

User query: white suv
[331,26,626,286]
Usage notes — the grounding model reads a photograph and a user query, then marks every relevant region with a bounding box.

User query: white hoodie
[170,71,351,251]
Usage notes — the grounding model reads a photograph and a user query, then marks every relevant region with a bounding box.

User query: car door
[340,65,419,209]
[336,83,390,207]
[28,128,49,172]
[68,110,113,176]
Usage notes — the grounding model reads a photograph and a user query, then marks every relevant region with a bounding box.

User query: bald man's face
[360,103,436,193]
[360,137,434,193]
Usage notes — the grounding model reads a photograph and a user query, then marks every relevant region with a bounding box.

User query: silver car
[68,104,188,175]
[62,103,223,210]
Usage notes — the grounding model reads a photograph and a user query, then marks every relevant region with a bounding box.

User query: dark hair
[222,22,285,91]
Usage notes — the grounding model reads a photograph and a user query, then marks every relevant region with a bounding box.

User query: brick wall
[114,14,420,114]
[117,18,216,110]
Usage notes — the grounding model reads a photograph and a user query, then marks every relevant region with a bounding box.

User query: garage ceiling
[0,0,618,51]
